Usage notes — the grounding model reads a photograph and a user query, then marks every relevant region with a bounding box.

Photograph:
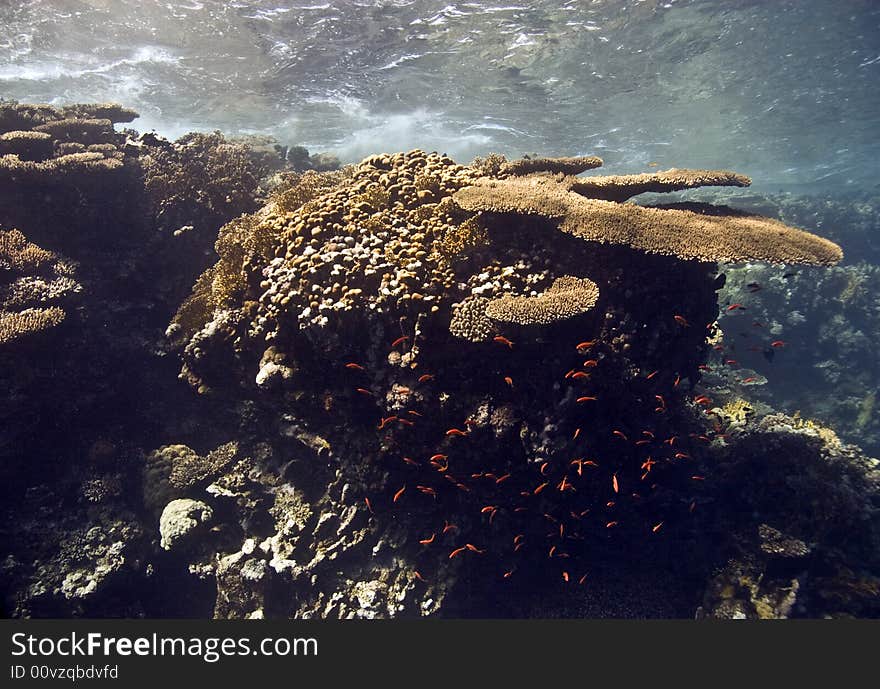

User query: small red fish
[576,340,596,351]
[446,428,468,437]
[416,485,437,498]
[612,473,619,493]
[612,430,628,441]
[393,485,406,503]
[771,340,786,348]
[503,375,514,387]
[493,335,514,349]
[726,303,745,311]
[419,533,436,545]
[741,376,758,384]
[391,335,409,348]
[576,396,598,403]
[674,315,689,327]
[652,522,663,533]
[418,373,435,383]
[344,362,365,371]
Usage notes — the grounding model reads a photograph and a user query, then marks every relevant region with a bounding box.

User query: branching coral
[485,275,600,325]
[453,175,843,265]
[567,168,751,202]
[0,102,129,185]
[0,228,80,344]
[500,155,604,177]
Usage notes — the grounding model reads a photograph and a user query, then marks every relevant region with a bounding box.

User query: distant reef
[1,101,877,618]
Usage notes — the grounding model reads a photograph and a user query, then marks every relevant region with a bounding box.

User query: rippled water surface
[2,0,878,191]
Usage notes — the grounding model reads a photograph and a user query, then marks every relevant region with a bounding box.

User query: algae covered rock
[159,498,214,552]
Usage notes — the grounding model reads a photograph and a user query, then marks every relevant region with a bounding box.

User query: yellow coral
[454,175,843,266]
[0,306,65,343]
[485,275,600,326]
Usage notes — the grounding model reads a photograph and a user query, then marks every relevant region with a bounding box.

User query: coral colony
[3,101,877,619]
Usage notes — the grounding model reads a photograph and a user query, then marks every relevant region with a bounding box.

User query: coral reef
[1,105,875,620]
[153,149,860,618]
[697,413,880,618]
[710,260,880,455]
[0,228,81,344]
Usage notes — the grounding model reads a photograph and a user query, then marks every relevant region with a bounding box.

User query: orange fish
[419,533,436,545]
[493,335,514,349]
[418,374,435,383]
[393,485,406,503]
[391,336,409,348]
[345,362,365,371]
[674,315,689,327]
[576,396,598,403]
[416,485,437,498]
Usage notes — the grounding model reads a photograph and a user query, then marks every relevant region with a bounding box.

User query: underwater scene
[1,0,878,619]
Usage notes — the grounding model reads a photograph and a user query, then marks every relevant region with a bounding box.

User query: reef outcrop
[2,108,874,619]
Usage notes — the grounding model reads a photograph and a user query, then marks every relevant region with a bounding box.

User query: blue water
[2,0,878,193]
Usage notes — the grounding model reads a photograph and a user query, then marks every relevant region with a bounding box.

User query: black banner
[1,619,873,685]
